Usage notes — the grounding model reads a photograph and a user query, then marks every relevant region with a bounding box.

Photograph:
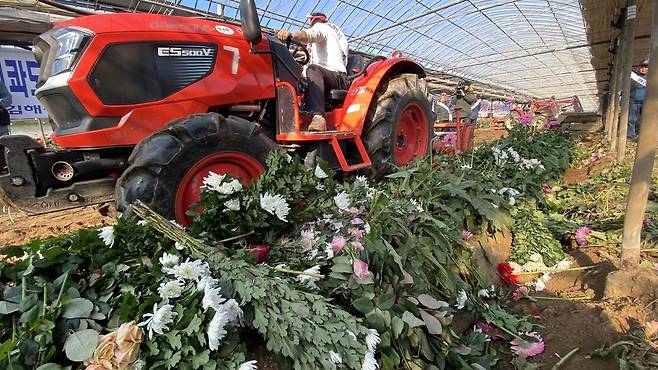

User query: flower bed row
[0,125,577,370]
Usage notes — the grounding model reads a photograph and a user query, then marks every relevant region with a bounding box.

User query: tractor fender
[340,58,426,135]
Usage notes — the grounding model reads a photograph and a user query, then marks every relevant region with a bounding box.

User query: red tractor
[0,0,433,225]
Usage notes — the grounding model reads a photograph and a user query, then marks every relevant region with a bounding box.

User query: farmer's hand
[276,29,292,42]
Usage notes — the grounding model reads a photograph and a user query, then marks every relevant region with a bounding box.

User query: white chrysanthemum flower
[171,259,210,281]
[477,289,490,298]
[202,171,227,192]
[259,193,290,222]
[508,197,516,206]
[98,226,115,247]
[346,330,358,341]
[202,285,225,311]
[507,148,521,162]
[221,299,244,323]
[169,220,184,229]
[197,275,219,292]
[363,222,371,235]
[555,259,571,270]
[138,303,177,339]
[534,278,546,292]
[456,289,468,309]
[217,182,236,195]
[334,191,350,211]
[366,329,380,352]
[329,351,343,364]
[158,279,184,300]
[174,242,185,250]
[315,165,328,179]
[316,183,326,191]
[296,265,321,289]
[137,220,148,226]
[409,198,424,212]
[207,309,229,351]
[224,199,240,211]
[238,360,258,370]
[230,179,243,192]
[355,175,368,183]
[361,351,379,370]
[159,252,179,271]
[285,154,293,163]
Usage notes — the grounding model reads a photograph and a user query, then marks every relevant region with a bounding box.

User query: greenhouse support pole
[611,23,628,151]
[620,0,658,269]
[606,46,622,141]
[617,0,638,162]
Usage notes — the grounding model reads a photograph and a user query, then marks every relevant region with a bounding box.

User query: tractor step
[330,136,371,172]
[0,135,117,215]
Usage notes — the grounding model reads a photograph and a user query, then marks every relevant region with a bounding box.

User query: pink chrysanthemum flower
[510,332,545,358]
[462,230,474,241]
[542,183,555,193]
[574,226,591,246]
[512,286,530,301]
[474,322,504,340]
[443,132,457,146]
[527,135,534,143]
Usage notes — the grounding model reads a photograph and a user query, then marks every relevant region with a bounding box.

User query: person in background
[0,80,11,137]
[0,80,11,171]
[628,59,648,139]
[453,80,477,149]
[469,94,482,124]
[435,93,452,122]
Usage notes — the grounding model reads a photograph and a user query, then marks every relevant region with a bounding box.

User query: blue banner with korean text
[0,47,48,119]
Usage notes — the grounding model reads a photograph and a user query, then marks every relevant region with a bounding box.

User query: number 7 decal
[223,46,239,75]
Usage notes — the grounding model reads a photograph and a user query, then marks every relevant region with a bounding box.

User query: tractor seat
[328,54,366,106]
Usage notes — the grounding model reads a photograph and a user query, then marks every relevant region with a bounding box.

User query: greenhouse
[0,0,656,369]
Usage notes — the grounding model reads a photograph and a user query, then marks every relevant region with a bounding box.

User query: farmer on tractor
[276,12,349,131]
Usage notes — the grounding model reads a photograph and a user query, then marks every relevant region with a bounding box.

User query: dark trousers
[305,65,347,114]
[0,109,9,170]
[628,101,643,139]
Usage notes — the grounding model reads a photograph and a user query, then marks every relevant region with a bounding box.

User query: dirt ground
[0,201,113,247]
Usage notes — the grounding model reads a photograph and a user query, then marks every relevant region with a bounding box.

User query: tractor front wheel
[362,73,433,178]
[115,113,276,225]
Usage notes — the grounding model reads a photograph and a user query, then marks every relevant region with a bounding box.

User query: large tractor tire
[115,113,276,225]
[362,73,434,178]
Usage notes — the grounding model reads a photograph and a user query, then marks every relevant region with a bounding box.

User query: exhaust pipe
[51,158,127,182]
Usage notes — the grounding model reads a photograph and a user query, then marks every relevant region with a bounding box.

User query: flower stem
[52,271,69,309]
[551,347,579,370]
[217,231,255,244]
[273,267,325,278]
[515,265,597,276]
[529,295,592,301]
[641,248,658,252]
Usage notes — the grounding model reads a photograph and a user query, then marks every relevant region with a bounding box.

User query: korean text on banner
[0,47,49,119]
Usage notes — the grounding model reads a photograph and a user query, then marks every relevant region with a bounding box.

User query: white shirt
[304,22,348,74]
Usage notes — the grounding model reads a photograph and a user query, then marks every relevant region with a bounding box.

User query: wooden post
[617,0,638,162]
[605,43,622,141]
[620,0,658,269]
[610,27,627,151]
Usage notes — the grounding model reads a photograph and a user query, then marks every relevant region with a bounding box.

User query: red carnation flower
[248,244,270,263]
[497,262,520,285]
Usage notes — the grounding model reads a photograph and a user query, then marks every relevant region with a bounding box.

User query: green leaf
[61,298,94,319]
[377,293,396,311]
[64,329,99,362]
[417,294,441,310]
[0,340,14,361]
[402,311,424,328]
[192,349,210,369]
[35,364,62,370]
[166,351,182,369]
[419,310,442,335]
[391,316,404,338]
[352,297,374,314]
[0,301,20,314]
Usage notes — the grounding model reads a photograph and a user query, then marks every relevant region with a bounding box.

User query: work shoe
[308,115,327,131]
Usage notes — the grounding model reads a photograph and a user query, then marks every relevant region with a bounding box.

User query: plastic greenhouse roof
[212,0,599,110]
[37,0,600,109]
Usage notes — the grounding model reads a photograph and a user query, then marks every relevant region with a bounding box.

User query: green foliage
[510,202,566,266]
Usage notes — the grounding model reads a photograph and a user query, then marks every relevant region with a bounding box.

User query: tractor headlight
[51,27,92,76]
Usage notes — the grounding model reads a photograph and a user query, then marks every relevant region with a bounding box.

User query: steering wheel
[286,37,310,66]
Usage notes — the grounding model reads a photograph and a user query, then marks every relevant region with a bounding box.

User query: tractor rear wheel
[362,73,433,178]
[115,113,276,225]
